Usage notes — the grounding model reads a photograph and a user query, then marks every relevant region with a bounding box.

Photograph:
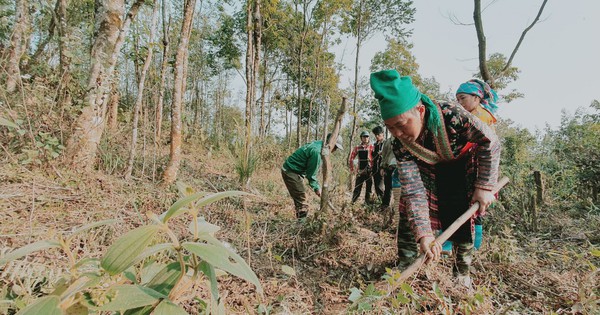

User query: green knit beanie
[369,69,441,134]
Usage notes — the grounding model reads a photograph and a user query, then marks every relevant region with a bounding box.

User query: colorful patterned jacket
[392,101,500,240]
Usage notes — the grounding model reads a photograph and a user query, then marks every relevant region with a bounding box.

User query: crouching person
[281,134,343,219]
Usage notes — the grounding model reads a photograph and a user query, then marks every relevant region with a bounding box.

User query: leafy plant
[0,184,262,314]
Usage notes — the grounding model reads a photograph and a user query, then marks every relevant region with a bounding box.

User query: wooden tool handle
[398,176,509,281]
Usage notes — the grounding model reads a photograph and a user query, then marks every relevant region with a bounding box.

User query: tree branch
[501,0,549,73]
[474,0,494,87]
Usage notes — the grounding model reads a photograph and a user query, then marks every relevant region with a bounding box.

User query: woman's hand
[471,188,496,216]
[418,235,440,263]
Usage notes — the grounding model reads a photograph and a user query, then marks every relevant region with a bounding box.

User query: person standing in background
[371,126,386,204]
[349,131,374,204]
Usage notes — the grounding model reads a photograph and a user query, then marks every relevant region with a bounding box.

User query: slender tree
[56,0,72,108]
[125,2,159,179]
[341,0,414,163]
[5,0,29,92]
[162,0,197,184]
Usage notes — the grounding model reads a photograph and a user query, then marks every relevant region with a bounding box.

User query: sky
[336,0,600,132]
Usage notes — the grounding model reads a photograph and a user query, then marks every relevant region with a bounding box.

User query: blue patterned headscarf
[456,79,499,114]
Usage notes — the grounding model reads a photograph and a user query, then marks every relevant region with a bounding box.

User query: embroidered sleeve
[392,138,433,240]
[397,160,433,240]
[450,103,501,190]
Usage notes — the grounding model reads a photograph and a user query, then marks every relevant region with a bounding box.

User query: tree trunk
[162,0,196,185]
[106,82,120,130]
[155,0,171,146]
[27,0,57,71]
[473,0,494,87]
[242,0,261,185]
[259,49,268,139]
[347,0,363,169]
[319,97,347,215]
[5,0,29,92]
[56,0,72,108]
[245,0,254,157]
[64,0,124,169]
[125,2,159,179]
[65,0,144,169]
[295,1,309,148]
[306,20,329,144]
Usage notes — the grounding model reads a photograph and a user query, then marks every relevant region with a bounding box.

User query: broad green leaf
[96,285,165,311]
[101,226,161,275]
[69,219,118,239]
[199,261,219,304]
[400,283,415,296]
[73,258,100,269]
[0,240,61,265]
[123,305,153,315]
[146,262,183,296]
[357,302,373,311]
[188,218,220,235]
[153,300,188,315]
[124,266,137,283]
[131,243,174,268]
[0,117,18,128]
[432,282,443,299]
[182,242,262,293]
[474,293,484,304]
[161,191,210,223]
[591,249,600,257]
[16,295,61,315]
[194,190,251,208]
[64,302,88,315]
[140,261,162,284]
[396,293,410,304]
[348,287,362,302]
[281,265,296,277]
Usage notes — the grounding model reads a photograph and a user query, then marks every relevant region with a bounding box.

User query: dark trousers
[381,168,393,207]
[372,167,384,199]
[281,169,308,218]
[352,171,372,204]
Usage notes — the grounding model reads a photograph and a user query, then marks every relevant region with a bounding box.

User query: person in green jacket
[281,134,344,218]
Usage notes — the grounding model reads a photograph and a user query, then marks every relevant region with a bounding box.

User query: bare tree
[64,0,145,169]
[5,0,29,92]
[162,0,197,185]
[63,0,125,168]
[319,97,347,214]
[125,2,159,179]
[56,0,72,108]
[474,0,548,88]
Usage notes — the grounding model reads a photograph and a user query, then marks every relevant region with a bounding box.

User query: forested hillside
[0,0,598,314]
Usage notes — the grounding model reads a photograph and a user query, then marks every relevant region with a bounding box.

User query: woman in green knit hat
[370,69,500,287]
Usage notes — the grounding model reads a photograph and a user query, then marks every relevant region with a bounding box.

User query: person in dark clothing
[282,134,343,218]
[371,126,386,205]
[348,130,374,204]
[379,136,396,212]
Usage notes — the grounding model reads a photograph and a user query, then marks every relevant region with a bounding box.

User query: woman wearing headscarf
[456,79,499,128]
[451,79,501,251]
[369,70,500,287]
